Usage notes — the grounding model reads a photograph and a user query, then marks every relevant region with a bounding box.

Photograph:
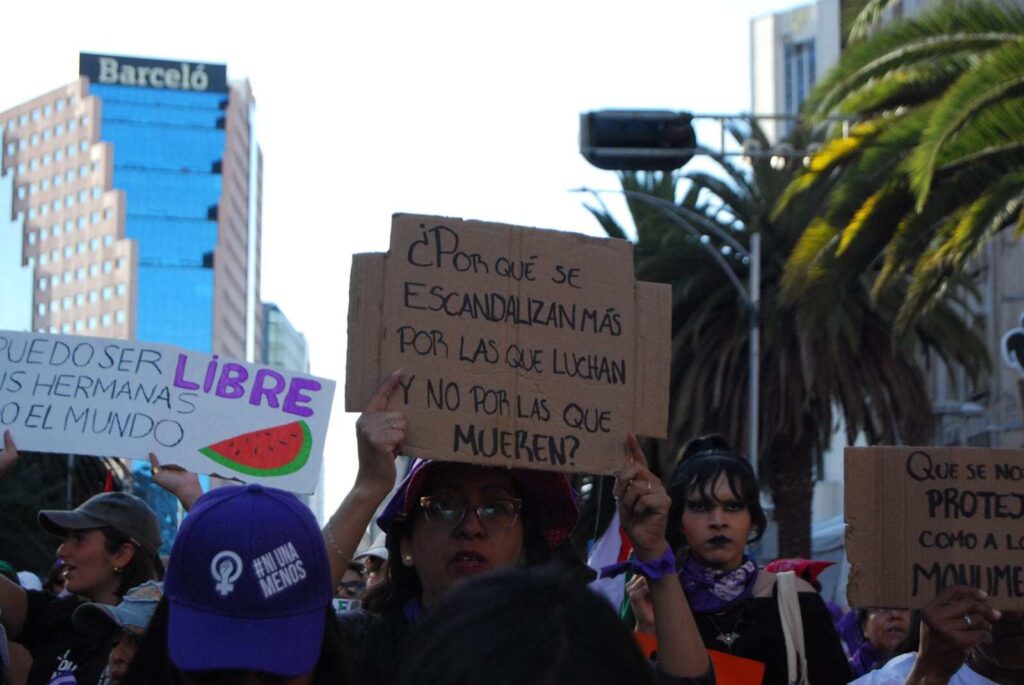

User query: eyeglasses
[419,496,523,531]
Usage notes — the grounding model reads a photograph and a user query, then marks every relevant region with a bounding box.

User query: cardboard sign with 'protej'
[846,446,1024,609]
[345,213,671,475]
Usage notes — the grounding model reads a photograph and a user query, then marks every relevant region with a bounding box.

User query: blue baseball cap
[163,484,331,678]
[73,580,163,636]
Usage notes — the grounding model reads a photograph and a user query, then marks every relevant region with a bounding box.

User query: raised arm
[323,371,406,593]
[904,586,998,685]
[614,434,709,680]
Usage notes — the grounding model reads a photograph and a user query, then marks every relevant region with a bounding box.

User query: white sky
[1,0,804,520]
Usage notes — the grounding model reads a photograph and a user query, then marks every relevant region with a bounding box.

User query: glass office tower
[1,53,264,551]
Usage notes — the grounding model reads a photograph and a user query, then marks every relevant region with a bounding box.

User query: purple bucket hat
[377,460,579,550]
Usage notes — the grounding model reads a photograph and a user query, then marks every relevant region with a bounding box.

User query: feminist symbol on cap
[211,550,243,596]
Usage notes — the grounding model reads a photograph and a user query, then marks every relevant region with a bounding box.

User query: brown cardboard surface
[846,446,1024,609]
[345,213,671,475]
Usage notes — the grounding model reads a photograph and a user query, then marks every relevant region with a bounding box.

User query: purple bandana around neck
[678,554,759,613]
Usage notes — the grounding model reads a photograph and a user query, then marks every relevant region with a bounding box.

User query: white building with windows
[0,165,33,331]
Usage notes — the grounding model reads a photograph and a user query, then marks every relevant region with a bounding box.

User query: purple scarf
[678,554,759,613]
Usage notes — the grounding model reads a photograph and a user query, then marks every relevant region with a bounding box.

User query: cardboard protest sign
[0,330,334,493]
[846,446,1024,609]
[345,213,671,475]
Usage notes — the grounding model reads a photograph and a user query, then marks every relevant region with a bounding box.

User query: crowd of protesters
[2,373,1023,684]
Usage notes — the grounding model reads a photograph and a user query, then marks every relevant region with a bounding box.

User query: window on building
[75,293,85,306]
[102,286,113,300]
[37,303,46,316]
[90,237,100,250]
[77,216,87,229]
[50,249,59,262]
[77,190,87,203]
[27,208,36,220]
[37,278,47,291]
[115,283,127,296]
[102,260,113,274]
[54,123,63,136]
[80,141,89,152]
[89,290,99,303]
[65,195,74,208]
[50,300,59,313]
[30,133,39,146]
[42,130,51,142]
[88,317,97,330]
[63,245,73,259]
[16,162,25,174]
[104,208,114,220]
[101,313,111,327]
[61,324,71,334]
[5,142,14,156]
[30,108,40,122]
[18,114,28,126]
[43,104,52,117]
[75,267,85,280]
[68,119,77,132]
[27,231,37,245]
[62,296,72,310]
[103,234,114,247]
[56,99,65,112]
[42,153,51,166]
[91,211,101,224]
[16,185,26,200]
[115,310,126,323]
[50,274,59,287]
[78,165,88,178]
[54,149,63,162]
[39,253,49,265]
[62,270,72,284]
[89,263,100,277]
[91,186,102,199]
[40,227,49,240]
[64,220,73,233]
[66,144,76,157]
[53,173,62,186]
[18,139,27,151]
[28,158,38,171]
[74,320,85,332]
[41,178,49,191]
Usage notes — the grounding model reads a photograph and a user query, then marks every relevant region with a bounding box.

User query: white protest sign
[0,330,334,494]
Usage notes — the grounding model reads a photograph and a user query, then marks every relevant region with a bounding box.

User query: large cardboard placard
[0,330,334,493]
[846,446,1024,609]
[345,213,670,475]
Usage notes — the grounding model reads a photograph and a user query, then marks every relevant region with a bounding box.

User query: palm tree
[581,122,987,557]
[779,1,1024,334]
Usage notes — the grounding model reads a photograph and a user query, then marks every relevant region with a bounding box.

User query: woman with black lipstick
[629,435,850,684]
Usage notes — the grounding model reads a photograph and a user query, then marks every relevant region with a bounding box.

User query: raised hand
[0,431,21,480]
[354,370,406,497]
[149,453,203,511]
[909,585,1000,684]
[612,433,670,562]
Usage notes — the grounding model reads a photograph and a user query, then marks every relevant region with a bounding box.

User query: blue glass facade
[91,83,226,352]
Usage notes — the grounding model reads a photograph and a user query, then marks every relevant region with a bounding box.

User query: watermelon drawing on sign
[199,420,312,477]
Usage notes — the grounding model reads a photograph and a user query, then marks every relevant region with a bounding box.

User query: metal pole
[748,233,761,475]
[66,454,75,508]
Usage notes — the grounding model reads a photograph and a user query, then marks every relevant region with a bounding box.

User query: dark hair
[362,469,556,614]
[100,526,164,597]
[394,565,653,685]
[121,598,347,685]
[666,434,768,553]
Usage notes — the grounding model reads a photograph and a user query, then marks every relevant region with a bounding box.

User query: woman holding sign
[322,375,712,683]
[632,435,852,684]
[0,430,164,685]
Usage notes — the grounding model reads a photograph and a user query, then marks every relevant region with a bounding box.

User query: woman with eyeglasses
[322,375,712,683]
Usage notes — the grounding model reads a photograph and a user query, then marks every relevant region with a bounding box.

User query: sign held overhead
[346,213,671,475]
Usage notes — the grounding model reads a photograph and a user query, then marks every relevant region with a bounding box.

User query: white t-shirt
[851,653,997,685]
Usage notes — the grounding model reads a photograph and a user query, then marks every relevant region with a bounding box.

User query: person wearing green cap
[0,431,163,685]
